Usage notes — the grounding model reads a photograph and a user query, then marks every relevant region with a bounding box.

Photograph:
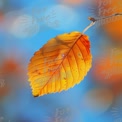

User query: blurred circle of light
[9,14,40,39]
[0,11,4,23]
[59,0,84,5]
[111,97,122,121]
[0,57,26,98]
[44,5,80,31]
[0,0,4,9]
[92,53,122,84]
[81,88,114,116]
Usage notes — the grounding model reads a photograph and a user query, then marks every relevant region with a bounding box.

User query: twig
[82,21,95,34]
[95,13,122,21]
[82,13,122,34]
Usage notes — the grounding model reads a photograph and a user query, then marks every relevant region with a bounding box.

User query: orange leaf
[28,31,92,97]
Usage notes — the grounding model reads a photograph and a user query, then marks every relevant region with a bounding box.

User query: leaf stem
[82,13,122,34]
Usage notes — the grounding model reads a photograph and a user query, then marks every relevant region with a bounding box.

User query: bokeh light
[9,14,40,38]
[58,0,84,6]
[45,5,80,31]
[92,48,122,84]
[81,88,114,116]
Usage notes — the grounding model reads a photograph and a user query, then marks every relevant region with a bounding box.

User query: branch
[82,13,122,34]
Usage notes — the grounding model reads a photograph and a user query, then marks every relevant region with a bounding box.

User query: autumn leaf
[28,31,92,97]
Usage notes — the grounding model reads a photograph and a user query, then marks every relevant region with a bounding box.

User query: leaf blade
[28,31,92,97]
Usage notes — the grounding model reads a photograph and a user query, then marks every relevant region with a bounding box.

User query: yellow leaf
[28,31,92,97]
